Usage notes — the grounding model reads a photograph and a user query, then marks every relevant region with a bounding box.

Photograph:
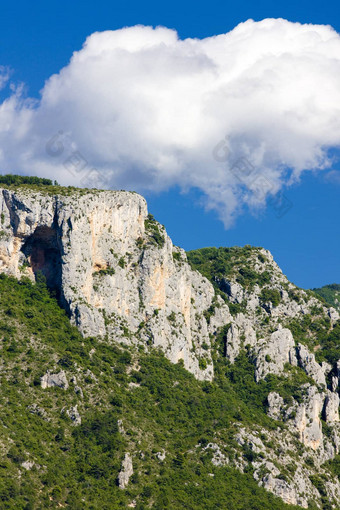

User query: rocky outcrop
[225,317,256,363]
[324,392,340,424]
[66,405,82,426]
[294,386,324,451]
[118,453,133,489]
[261,472,303,508]
[41,370,69,390]
[296,344,330,387]
[235,426,334,508]
[203,443,228,467]
[255,328,297,381]
[267,392,284,420]
[21,460,36,471]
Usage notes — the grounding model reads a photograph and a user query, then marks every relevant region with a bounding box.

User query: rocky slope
[187,246,340,507]
[0,182,340,508]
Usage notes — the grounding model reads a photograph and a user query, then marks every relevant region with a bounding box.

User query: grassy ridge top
[0,174,56,187]
[0,173,94,196]
[187,245,270,291]
[0,173,137,197]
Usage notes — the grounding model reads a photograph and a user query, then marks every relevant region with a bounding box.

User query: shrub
[260,289,282,308]
[118,257,126,269]
[144,215,165,248]
[172,252,182,262]
[97,266,115,276]
[198,358,208,370]
[0,174,55,187]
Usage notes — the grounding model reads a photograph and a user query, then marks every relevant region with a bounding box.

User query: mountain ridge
[0,178,339,508]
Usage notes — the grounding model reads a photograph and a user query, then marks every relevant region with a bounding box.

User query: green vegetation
[0,273,302,509]
[325,454,340,479]
[213,336,312,425]
[286,313,339,365]
[118,257,126,269]
[0,206,337,508]
[259,288,282,308]
[136,237,144,249]
[198,357,208,370]
[315,321,340,365]
[0,173,111,196]
[309,474,331,510]
[95,266,115,276]
[187,246,272,293]
[144,214,165,249]
[313,283,340,311]
[172,251,182,262]
[0,174,56,187]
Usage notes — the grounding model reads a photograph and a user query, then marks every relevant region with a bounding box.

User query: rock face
[0,187,227,380]
[297,344,330,387]
[118,453,133,489]
[324,392,340,424]
[267,392,284,420]
[294,386,324,451]
[255,328,297,381]
[41,370,69,390]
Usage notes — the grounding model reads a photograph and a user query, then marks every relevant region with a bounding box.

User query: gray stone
[296,344,329,387]
[267,392,284,420]
[118,453,133,489]
[21,460,35,471]
[255,328,296,381]
[0,188,226,381]
[324,391,340,424]
[156,450,166,461]
[41,370,68,390]
[66,405,82,426]
[261,473,301,507]
[293,386,324,451]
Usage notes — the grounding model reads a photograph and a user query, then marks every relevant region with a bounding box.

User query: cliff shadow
[21,225,62,299]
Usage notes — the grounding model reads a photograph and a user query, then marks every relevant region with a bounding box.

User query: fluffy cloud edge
[0,19,340,226]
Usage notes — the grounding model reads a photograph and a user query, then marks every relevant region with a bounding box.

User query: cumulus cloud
[1,19,340,225]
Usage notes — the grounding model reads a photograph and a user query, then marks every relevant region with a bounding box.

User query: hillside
[0,273,303,509]
[313,284,340,313]
[0,180,339,508]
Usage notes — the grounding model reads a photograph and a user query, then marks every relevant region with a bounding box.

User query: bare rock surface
[118,453,133,489]
[41,370,69,390]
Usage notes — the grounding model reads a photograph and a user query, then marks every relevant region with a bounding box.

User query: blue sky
[1,0,340,289]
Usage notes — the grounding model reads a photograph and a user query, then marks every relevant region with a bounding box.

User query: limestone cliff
[1,185,340,508]
[0,187,229,380]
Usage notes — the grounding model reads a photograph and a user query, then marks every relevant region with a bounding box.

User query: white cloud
[0,66,10,90]
[325,170,340,184]
[1,19,340,225]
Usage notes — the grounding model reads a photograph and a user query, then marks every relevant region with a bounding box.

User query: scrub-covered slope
[0,274,301,510]
[313,284,340,312]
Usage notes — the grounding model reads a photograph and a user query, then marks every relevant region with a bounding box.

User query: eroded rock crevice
[21,225,62,297]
